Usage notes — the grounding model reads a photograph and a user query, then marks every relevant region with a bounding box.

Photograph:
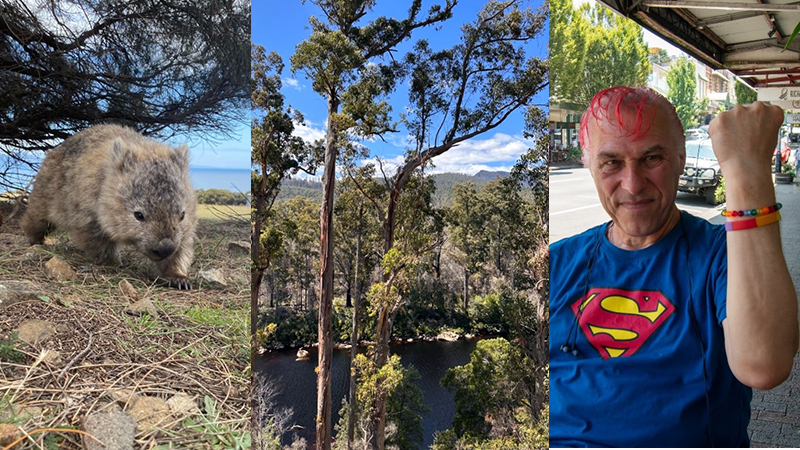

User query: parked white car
[679,139,722,205]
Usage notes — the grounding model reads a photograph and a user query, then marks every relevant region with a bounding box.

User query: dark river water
[254,339,481,449]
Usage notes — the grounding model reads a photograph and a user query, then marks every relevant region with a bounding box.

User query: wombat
[21,124,197,289]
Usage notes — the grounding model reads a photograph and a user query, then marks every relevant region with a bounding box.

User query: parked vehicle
[685,128,708,140]
[679,139,722,205]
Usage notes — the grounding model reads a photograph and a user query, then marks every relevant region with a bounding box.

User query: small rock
[436,331,460,342]
[83,411,136,450]
[15,319,57,345]
[0,423,20,446]
[167,393,199,416]
[464,333,475,339]
[118,280,137,300]
[111,389,137,405]
[44,256,76,281]
[41,349,62,366]
[227,241,249,256]
[198,268,227,288]
[296,348,309,359]
[0,280,44,309]
[127,396,171,431]
[123,298,157,318]
[0,423,19,446]
[16,406,44,420]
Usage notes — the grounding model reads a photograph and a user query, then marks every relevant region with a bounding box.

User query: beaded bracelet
[724,211,781,231]
[721,203,782,218]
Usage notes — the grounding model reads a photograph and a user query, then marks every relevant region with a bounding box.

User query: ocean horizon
[190,167,250,192]
[0,157,249,193]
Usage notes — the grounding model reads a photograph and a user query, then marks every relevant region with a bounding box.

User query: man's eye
[644,155,663,166]
[600,160,621,172]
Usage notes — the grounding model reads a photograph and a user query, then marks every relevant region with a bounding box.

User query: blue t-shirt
[549,212,751,447]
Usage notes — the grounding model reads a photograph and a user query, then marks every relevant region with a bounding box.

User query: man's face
[585,108,686,241]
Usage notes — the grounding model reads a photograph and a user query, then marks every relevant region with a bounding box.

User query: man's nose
[620,164,647,194]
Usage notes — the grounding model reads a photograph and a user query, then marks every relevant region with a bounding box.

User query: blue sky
[174,120,250,170]
[252,0,548,177]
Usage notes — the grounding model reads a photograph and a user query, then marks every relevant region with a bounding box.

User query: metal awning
[598,0,800,88]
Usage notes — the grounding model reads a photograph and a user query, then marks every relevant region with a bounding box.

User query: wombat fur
[21,124,197,289]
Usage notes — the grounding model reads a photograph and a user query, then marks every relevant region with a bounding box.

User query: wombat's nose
[153,239,176,259]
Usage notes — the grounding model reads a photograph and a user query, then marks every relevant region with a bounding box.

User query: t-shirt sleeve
[712,227,728,325]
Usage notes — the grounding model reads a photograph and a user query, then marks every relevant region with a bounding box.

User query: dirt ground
[0,200,251,449]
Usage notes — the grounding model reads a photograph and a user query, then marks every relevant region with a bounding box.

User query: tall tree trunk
[463,269,469,311]
[347,208,363,450]
[346,253,353,308]
[316,94,339,450]
[250,140,271,441]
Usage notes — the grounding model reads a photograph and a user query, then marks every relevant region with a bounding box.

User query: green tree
[334,354,427,450]
[447,183,490,309]
[574,4,651,107]
[364,2,547,446]
[735,78,758,105]
[549,0,587,102]
[290,2,455,447]
[250,45,317,385]
[440,338,538,440]
[667,57,703,130]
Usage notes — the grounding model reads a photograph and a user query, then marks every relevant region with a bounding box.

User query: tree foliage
[435,338,543,445]
[333,353,427,450]
[667,57,703,130]
[549,0,586,102]
[0,0,249,189]
[196,189,248,206]
[549,1,650,107]
[735,78,758,105]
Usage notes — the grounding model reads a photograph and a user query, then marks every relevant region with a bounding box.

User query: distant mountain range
[277,171,514,206]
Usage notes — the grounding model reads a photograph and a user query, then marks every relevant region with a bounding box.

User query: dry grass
[0,199,250,449]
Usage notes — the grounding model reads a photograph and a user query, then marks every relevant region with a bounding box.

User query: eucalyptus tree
[365,2,548,447]
[289,2,456,447]
[251,44,318,448]
[447,182,489,308]
[250,44,316,342]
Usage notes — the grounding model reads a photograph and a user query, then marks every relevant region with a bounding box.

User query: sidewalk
[749,182,800,447]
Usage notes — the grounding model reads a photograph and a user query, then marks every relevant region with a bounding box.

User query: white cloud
[293,121,326,143]
[359,155,407,177]
[283,77,302,90]
[357,132,529,176]
[425,132,528,174]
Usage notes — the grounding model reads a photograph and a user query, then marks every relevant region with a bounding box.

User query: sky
[252,0,548,177]
[173,121,250,170]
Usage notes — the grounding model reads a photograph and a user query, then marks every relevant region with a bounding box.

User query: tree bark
[316,94,339,450]
[463,269,469,311]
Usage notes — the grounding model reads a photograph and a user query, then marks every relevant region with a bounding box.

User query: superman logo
[571,288,675,359]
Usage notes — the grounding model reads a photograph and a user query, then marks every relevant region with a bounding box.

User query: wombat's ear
[110,140,133,171]
[172,144,189,167]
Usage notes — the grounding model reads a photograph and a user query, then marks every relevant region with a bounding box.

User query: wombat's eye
[134,211,145,221]
[180,211,185,221]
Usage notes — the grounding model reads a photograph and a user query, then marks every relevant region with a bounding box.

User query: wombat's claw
[166,277,192,290]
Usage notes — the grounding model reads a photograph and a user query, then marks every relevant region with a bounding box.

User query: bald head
[579,86,685,165]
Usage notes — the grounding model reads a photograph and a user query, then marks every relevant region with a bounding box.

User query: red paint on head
[578,86,683,151]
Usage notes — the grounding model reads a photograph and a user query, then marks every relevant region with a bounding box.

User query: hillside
[276,172,513,207]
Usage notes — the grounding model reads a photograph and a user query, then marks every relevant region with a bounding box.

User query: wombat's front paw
[164,276,192,290]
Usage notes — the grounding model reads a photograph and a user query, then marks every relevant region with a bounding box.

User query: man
[550,86,799,447]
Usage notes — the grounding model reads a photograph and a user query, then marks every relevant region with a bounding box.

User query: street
[549,166,725,243]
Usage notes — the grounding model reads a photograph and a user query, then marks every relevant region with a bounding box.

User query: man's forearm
[723,166,798,390]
